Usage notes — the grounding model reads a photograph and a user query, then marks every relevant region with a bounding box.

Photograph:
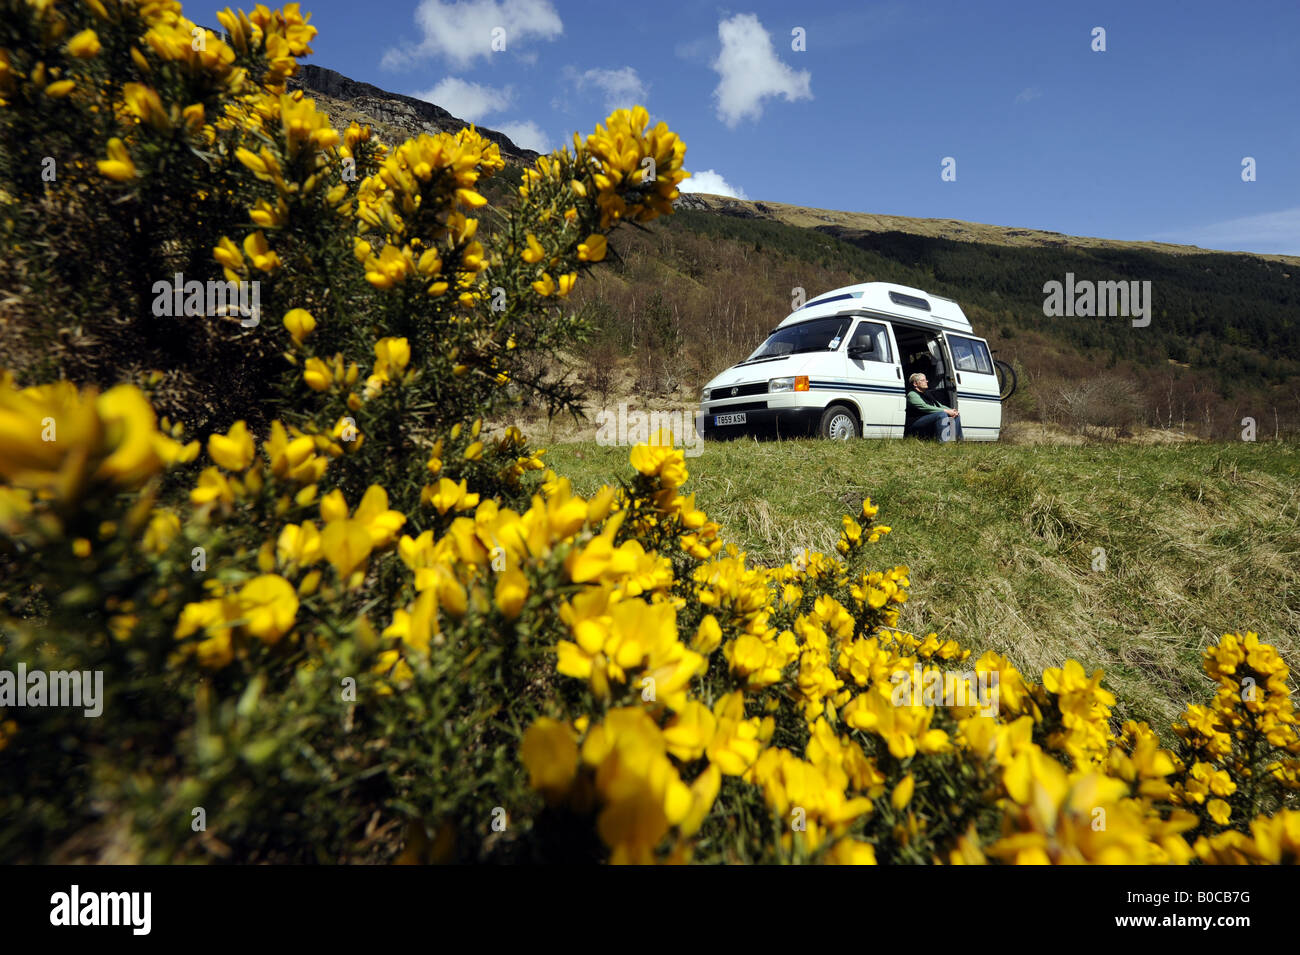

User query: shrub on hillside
[1051,374,1142,439]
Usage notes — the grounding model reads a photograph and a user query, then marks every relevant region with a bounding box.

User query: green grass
[544,437,1300,735]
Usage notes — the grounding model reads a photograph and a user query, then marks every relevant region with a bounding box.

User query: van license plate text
[714,413,746,426]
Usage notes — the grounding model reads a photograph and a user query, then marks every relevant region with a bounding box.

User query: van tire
[818,405,859,440]
[994,359,1018,400]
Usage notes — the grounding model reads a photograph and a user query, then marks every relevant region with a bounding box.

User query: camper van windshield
[745,318,851,361]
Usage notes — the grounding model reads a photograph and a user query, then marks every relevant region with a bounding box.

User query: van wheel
[819,406,859,440]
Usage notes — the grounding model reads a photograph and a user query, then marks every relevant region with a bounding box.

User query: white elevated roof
[775,282,973,333]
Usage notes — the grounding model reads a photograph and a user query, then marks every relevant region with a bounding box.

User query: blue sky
[195,0,1300,255]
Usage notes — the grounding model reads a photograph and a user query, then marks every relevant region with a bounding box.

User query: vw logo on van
[730,387,738,396]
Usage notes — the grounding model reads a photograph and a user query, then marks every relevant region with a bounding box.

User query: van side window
[848,321,892,363]
[948,335,993,374]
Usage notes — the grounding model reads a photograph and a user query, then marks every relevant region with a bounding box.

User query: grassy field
[543,437,1300,735]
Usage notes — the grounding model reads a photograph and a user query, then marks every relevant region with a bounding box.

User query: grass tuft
[545,437,1300,734]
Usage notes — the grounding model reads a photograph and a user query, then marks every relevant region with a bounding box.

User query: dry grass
[544,436,1300,735]
[676,193,1300,267]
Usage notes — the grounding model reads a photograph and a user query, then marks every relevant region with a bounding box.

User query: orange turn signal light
[794,376,809,391]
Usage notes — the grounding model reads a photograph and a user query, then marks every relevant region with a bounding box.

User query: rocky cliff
[289,64,538,164]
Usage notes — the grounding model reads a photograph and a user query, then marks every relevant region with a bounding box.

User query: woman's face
[915,375,928,390]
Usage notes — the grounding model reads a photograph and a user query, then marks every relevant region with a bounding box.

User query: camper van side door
[843,319,906,437]
[942,332,1002,440]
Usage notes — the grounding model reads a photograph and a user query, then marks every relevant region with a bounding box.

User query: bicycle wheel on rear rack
[994,359,1017,400]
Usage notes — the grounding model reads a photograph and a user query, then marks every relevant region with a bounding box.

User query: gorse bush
[2,1,332,431]
[1,1,1297,864]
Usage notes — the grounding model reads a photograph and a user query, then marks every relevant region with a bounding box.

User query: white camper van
[699,282,1005,441]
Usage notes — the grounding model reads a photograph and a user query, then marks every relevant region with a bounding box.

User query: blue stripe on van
[796,292,861,311]
[806,381,1000,405]
[809,381,906,395]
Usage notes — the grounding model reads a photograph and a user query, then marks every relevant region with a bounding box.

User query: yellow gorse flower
[237,574,299,644]
[521,233,544,263]
[584,106,688,228]
[520,717,579,802]
[577,233,607,262]
[123,82,170,132]
[263,420,327,485]
[282,308,316,345]
[97,138,137,182]
[0,379,194,502]
[575,707,699,864]
[66,29,102,59]
[243,230,282,272]
[372,337,410,376]
[207,420,256,472]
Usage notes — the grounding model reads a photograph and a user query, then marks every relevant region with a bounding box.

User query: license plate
[714,413,747,426]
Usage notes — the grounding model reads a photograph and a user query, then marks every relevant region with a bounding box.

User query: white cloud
[679,169,748,199]
[1152,206,1300,257]
[711,13,812,128]
[495,120,552,153]
[408,75,551,157]
[1015,86,1043,104]
[382,0,562,70]
[413,77,513,122]
[572,66,647,113]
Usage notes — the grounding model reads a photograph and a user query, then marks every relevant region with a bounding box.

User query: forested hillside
[289,65,1299,441]
[567,207,1300,439]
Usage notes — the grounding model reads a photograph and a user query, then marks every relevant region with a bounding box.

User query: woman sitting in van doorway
[904,372,962,442]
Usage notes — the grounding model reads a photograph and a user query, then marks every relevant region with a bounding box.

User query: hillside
[289,64,539,164]
[557,207,1299,441]
[674,193,1300,268]
[290,66,1299,441]
[291,64,1298,269]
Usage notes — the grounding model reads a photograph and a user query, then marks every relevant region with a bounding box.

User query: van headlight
[768,376,809,392]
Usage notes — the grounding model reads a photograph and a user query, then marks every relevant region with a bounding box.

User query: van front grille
[707,401,767,413]
[709,382,768,400]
